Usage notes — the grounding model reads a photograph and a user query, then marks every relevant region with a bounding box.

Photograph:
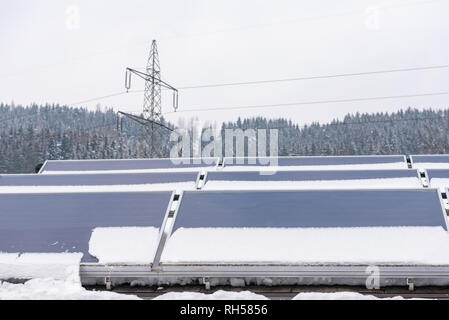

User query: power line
[3,91,449,124]
[68,91,128,106]
[63,63,449,109]
[176,64,449,90]
[1,109,448,133]
[76,112,449,133]
[165,91,449,114]
[131,64,449,90]
[118,111,177,133]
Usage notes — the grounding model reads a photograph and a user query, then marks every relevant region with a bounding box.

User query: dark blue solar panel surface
[41,158,217,172]
[412,155,449,164]
[224,156,406,166]
[0,192,171,262]
[427,170,449,181]
[0,172,198,186]
[174,190,447,230]
[206,170,418,183]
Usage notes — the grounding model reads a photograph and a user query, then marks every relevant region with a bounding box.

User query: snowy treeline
[0,102,448,173]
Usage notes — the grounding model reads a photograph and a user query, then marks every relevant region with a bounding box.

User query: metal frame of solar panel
[39,157,219,173]
[0,190,174,263]
[203,169,422,188]
[0,171,200,187]
[223,155,407,167]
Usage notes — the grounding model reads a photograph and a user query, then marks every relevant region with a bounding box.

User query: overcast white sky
[1,0,449,127]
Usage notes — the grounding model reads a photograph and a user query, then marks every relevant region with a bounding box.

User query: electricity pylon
[142,40,162,157]
[124,40,178,157]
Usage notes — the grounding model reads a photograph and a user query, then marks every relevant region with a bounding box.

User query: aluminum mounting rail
[80,264,449,287]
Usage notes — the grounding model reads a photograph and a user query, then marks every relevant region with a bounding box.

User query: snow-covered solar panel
[426,169,449,188]
[203,170,422,190]
[163,189,448,264]
[174,190,447,230]
[411,155,449,169]
[0,192,171,262]
[224,155,407,168]
[40,158,217,173]
[427,169,449,181]
[0,172,198,186]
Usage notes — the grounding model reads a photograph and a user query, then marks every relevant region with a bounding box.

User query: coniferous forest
[1,102,449,173]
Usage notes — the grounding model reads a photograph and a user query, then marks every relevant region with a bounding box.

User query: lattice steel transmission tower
[142,40,162,156]
[124,40,178,157]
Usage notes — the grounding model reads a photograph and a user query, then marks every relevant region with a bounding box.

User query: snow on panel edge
[88,227,160,264]
[0,252,82,281]
[161,226,449,265]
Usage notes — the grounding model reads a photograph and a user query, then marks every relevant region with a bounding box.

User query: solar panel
[425,169,449,189]
[174,190,447,230]
[224,156,407,167]
[427,169,449,181]
[40,158,218,172]
[0,192,171,262]
[0,172,198,186]
[412,155,449,167]
[205,169,419,183]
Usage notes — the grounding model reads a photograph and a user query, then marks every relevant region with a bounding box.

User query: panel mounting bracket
[196,171,208,190]
[217,158,224,169]
[203,277,211,290]
[105,276,112,290]
[406,155,413,169]
[151,191,184,271]
[418,169,429,188]
[406,278,414,291]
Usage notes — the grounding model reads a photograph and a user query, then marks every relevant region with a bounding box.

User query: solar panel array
[39,155,449,172]
[2,154,449,267]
